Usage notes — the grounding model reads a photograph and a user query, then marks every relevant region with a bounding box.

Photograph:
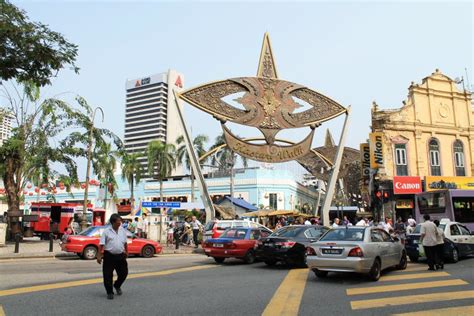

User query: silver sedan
[306,226,407,281]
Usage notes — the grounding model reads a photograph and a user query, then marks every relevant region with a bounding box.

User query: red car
[63,225,162,260]
[203,227,272,264]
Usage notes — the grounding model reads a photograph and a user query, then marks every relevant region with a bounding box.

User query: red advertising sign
[393,176,422,194]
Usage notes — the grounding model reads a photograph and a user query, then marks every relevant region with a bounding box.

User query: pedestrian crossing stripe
[350,290,474,310]
[346,279,468,295]
[392,266,427,273]
[392,305,474,315]
[379,271,449,282]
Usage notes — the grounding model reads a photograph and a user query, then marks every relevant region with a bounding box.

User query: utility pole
[81,107,104,231]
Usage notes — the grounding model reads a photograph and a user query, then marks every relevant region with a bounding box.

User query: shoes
[114,287,122,295]
[107,293,114,300]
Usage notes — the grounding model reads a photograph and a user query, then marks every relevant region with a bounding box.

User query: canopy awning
[214,205,236,220]
[241,210,272,217]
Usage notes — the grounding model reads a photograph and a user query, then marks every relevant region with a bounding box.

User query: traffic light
[374,190,391,203]
[375,190,382,200]
[382,191,391,203]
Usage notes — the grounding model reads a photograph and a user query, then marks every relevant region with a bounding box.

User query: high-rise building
[0,111,14,146]
[124,70,184,176]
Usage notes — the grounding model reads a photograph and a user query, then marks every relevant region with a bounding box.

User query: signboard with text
[142,202,181,208]
[360,143,370,179]
[425,176,474,191]
[393,176,422,194]
[369,132,384,169]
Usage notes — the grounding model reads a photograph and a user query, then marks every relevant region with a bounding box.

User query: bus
[415,190,474,231]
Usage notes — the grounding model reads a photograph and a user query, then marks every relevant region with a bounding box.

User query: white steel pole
[321,106,351,226]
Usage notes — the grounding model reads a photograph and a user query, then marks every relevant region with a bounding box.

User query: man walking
[97,214,129,299]
[420,214,439,271]
[191,216,202,248]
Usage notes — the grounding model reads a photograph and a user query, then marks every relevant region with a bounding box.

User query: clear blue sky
[13,0,474,152]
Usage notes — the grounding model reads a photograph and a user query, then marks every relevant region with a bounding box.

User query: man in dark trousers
[420,214,439,271]
[97,214,129,299]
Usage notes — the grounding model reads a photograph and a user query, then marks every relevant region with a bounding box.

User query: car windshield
[221,228,247,239]
[319,228,365,241]
[78,227,96,236]
[271,226,305,238]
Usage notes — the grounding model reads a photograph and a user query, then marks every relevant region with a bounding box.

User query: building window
[269,193,278,210]
[453,140,465,176]
[429,139,441,176]
[394,144,408,176]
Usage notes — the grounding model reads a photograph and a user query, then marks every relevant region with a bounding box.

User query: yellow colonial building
[372,69,473,180]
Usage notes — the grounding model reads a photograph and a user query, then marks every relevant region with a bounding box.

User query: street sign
[142,202,181,208]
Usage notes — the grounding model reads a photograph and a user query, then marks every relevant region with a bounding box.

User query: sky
[9,0,474,176]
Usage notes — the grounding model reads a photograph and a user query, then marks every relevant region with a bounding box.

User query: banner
[425,176,474,191]
[360,143,370,179]
[393,176,422,194]
[369,132,384,169]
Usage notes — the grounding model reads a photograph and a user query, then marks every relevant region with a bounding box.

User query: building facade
[369,69,473,219]
[0,111,13,146]
[124,70,184,175]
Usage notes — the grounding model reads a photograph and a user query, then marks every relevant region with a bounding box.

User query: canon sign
[393,176,422,195]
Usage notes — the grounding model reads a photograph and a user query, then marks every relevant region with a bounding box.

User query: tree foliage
[0,0,79,86]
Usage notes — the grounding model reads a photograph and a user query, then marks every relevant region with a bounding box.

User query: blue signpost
[142,202,181,208]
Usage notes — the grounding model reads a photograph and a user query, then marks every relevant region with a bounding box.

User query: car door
[371,229,390,268]
[379,229,399,266]
[457,224,474,255]
[448,224,465,254]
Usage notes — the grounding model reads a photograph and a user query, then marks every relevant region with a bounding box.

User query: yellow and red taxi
[63,225,162,260]
[203,227,272,264]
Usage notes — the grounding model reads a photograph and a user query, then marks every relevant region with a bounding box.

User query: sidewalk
[0,237,201,260]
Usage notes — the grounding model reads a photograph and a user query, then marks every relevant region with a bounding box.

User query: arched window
[453,140,465,176]
[429,139,441,176]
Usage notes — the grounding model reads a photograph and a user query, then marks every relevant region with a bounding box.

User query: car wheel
[214,257,225,263]
[264,259,277,266]
[142,245,155,258]
[243,250,256,264]
[396,252,408,270]
[450,248,459,263]
[313,269,328,278]
[409,256,418,263]
[368,258,381,281]
[83,246,97,260]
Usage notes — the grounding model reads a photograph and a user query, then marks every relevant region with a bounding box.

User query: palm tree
[176,134,208,202]
[147,140,176,203]
[93,142,118,210]
[120,151,143,213]
[209,132,248,207]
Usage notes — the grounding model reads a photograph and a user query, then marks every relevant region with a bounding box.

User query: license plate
[214,243,224,248]
[322,248,342,255]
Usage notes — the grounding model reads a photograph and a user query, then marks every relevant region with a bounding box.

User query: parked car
[203,220,270,242]
[62,225,162,260]
[405,220,474,263]
[255,225,329,267]
[307,227,407,281]
[203,227,273,264]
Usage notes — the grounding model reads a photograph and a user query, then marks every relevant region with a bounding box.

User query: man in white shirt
[356,217,368,227]
[304,219,312,226]
[332,218,340,228]
[191,216,202,248]
[420,214,439,271]
[97,214,129,299]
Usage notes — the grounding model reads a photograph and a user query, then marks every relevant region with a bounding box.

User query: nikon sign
[369,132,384,169]
[360,143,370,178]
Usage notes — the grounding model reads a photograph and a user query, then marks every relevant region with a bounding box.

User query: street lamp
[81,106,104,231]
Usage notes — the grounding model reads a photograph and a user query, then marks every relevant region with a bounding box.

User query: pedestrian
[167,223,174,246]
[141,214,149,239]
[433,219,445,270]
[420,214,439,271]
[342,216,349,226]
[394,217,406,243]
[304,218,311,225]
[407,215,416,227]
[406,221,416,234]
[356,217,368,227]
[191,216,202,248]
[332,218,340,228]
[96,214,128,300]
[129,217,138,235]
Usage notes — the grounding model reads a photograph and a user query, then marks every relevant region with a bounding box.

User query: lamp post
[81,107,104,231]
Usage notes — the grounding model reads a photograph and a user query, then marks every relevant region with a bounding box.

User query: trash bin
[0,223,7,246]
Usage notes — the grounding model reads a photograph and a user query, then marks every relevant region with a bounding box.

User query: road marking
[0,305,4,316]
[379,271,449,282]
[0,265,216,297]
[347,279,468,295]
[350,290,474,310]
[261,269,308,316]
[392,305,474,315]
[394,266,428,273]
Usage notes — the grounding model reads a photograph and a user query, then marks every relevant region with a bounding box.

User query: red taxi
[203,227,272,264]
[63,226,162,260]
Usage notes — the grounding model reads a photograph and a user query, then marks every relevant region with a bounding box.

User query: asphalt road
[0,254,473,316]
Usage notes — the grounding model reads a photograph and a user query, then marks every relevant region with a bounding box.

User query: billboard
[393,176,422,194]
[425,176,474,191]
[360,143,370,179]
[369,132,384,169]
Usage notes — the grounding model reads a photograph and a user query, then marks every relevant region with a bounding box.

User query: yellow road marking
[379,271,449,282]
[347,279,468,295]
[392,305,474,316]
[0,305,5,316]
[261,269,308,316]
[351,290,474,310]
[0,265,216,297]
